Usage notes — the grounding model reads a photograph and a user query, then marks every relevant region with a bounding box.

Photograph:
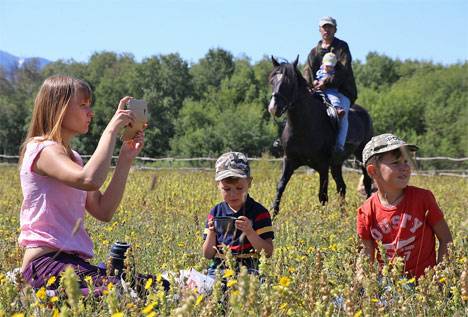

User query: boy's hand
[235,216,254,235]
[314,80,325,90]
[207,219,216,233]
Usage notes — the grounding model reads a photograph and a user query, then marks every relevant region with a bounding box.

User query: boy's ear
[366,164,376,179]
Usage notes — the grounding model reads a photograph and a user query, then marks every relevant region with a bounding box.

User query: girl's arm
[85,132,144,222]
[35,97,136,191]
[432,219,453,263]
[202,219,217,259]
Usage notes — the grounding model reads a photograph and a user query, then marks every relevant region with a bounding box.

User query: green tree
[190,48,235,99]
[130,53,193,156]
[354,52,399,90]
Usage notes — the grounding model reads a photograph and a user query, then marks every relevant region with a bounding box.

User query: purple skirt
[22,251,169,295]
[22,252,117,293]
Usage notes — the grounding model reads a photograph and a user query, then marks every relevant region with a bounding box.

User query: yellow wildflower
[36,287,47,301]
[280,303,288,310]
[46,276,56,287]
[371,298,379,303]
[50,296,59,303]
[223,269,234,278]
[354,310,363,317]
[226,279,237,288]
[84,276,93,285]
[111,313,124,317]
[52,308,59,317]
[142,303,156,314]
[195,294,204,306]
[145,278,153,290]
[278,276,291,287]
[439,277,446,283]
[12,314,25,317]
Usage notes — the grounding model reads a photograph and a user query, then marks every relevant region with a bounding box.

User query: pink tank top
[18,140,94,259]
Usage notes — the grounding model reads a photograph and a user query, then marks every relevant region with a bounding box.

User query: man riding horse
[303,16,358,161]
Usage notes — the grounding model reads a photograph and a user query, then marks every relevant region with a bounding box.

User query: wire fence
[1,154,467,177]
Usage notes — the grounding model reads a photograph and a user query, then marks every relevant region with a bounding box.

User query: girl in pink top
[18,75,146,292]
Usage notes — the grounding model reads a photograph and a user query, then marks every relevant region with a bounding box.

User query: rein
[271,73,299,117]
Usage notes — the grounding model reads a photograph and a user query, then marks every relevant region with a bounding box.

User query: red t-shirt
[356,186,444,278]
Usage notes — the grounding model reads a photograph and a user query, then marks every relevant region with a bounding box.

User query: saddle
[313,90,339,132]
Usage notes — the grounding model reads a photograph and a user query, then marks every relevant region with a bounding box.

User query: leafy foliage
[0,50,466,168]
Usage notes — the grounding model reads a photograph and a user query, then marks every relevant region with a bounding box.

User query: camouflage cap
[215,152,250,181]
[363,133,418,165]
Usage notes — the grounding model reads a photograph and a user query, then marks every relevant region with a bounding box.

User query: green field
[0,165,466,316]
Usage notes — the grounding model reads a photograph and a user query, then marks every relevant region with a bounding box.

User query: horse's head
[268,56,300,117]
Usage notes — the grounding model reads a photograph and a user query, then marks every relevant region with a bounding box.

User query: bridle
[270,70,299,117]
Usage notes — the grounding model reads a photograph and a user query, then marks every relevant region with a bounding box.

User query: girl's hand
[235,216,254,235]
[107,96,137,134]
[119,130,144,162]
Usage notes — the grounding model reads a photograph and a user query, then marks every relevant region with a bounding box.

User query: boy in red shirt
[357,134,452,278]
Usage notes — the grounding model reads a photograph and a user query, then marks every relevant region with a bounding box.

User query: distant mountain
[0,50,52,74]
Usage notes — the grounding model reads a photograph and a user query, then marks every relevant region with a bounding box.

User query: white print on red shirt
[370,212,424,261]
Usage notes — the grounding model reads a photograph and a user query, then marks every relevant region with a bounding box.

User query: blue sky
[1,0,467,65]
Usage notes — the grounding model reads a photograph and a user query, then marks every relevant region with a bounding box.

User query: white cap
[322,52,337,67]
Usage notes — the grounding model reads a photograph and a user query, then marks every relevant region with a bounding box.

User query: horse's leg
[318,165,329,205]
[354,141,373,198]
[272,157,297,217]
[361,166,373,197]
[330,163,346,199]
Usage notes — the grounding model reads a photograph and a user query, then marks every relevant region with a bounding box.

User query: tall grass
[0,165,466,316]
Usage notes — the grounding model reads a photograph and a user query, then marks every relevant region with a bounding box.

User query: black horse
[268,56,373,215]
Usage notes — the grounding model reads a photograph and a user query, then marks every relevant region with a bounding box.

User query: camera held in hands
[122,99,148,140]
[214,216,237,235]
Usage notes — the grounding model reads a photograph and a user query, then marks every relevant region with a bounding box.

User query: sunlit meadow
[0,163,466,316]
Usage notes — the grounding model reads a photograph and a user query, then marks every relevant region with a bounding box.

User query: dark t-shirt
[203,195,274,255]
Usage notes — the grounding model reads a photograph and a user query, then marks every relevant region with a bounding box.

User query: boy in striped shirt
[203,152,274,277]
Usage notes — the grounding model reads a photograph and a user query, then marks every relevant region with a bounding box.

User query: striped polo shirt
[203,195,274,255]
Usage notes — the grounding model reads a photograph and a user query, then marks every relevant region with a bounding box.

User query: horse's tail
[351,104,374,163]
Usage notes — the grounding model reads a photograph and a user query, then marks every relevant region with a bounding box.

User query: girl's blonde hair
[19,75,92,165]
